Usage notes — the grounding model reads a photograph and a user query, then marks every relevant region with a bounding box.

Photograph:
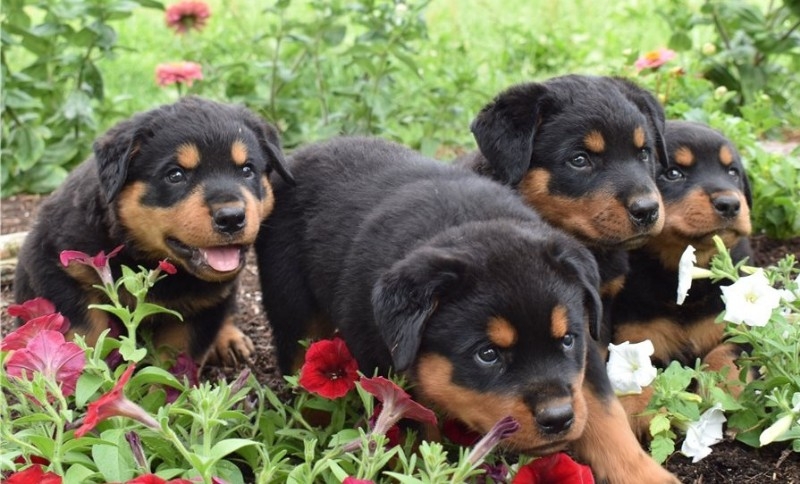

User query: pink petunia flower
[165,1,211,34]
[5,330,85,398]
[359,376,437,435]
[124,475,194,484]
[634,48,676,71]
[299,337,359,399]
[1,313,70,352]
[343,478,375,484]
[60,245,124,287]
[7,297,57,322]
[467,416,520,465]
[155,62,204,88]
[74,364,160,437]
[158,260,178,275]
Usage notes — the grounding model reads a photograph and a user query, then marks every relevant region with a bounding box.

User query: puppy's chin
[166,238,247,281]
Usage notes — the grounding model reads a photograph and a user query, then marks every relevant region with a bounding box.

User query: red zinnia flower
[634,48,676,71]
[512,452,595,484]
[4,464,62,484]
[5,330,85,398]
[60,245,124,286]
[75,364,159,437]
[155,62,204,88]
[299,337,359,399]
[165,1,211,34]
[2,313,69,352]
[7,297,57,322]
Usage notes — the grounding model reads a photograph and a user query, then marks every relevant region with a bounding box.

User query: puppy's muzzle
[536,401,575,435]
[711,193,741,220]
[213,206,246,234]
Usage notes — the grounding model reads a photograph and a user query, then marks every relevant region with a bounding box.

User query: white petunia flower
[606,340,657,395]
[758,392,800,446]
[676,245,714,305]
[681,403,726,463]
[720,269,782,327]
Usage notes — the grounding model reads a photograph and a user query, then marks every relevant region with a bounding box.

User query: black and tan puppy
[14,96,294,364]
[459,75,668,339]
[256,137,678,483]
[613,120,753,369]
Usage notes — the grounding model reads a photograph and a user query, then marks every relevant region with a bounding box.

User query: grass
[100,0,677,142]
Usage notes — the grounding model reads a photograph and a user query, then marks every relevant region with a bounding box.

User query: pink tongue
[201,247,241,272]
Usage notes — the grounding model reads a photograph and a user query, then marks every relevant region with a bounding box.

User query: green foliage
[659,0,800,119]
[0,0,163,195]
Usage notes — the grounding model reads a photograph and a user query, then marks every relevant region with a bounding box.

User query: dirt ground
[2,193,799,483]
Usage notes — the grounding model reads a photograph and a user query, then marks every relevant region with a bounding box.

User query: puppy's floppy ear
[93,117,149,202]
[372,247,470,372]
[470,82,551,186]
[552,243,603,340]
[240,108,295,186]
[612,77,669,169]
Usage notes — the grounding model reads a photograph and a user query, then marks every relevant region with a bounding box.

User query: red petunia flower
[634,48,676,71]
[370,404,402,447]
[299,337,359,399]
[155,62,204,88]
[165,1,211,34]
[443,418,482,446]
[5,330,85,398]
[60,245,124,286]
[75,364,159,437]
[124,474,194,484]
[512,452,595,484]
[1,313,69,352]
[158,260,177,275]
[7,297,57,322]
[4,464,62,484]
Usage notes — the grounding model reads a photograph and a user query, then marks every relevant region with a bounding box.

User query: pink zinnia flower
[2,312,69,352]
[4,464,62,484]
[165,1,211,34]
[74,364,160,437]
[60,245,124,286]
[299,337,359,399]
[155,62,203,88]
[5,330,85,398]
[7,297,57,322]
[634,48,676,71]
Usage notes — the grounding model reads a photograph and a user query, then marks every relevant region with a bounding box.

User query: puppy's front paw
[206,320,255,366]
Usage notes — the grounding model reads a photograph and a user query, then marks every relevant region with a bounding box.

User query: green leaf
[63,463,97,483]
[11,125,46,170]
[75,371,106,407]
[649,414,672,436]
[649,435,676,464]
[93,429,136,483]
[208,438,258,461]
[129,366,181,389]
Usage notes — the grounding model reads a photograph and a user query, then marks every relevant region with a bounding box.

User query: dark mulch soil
[2,193,799,483]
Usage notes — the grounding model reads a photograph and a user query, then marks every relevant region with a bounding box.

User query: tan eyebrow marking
[633,126,645,149]
[719,145,733,166]
[231,140,248,166]
[673,146,694,167]
[176,143,200,169]
[551,305,569,339]
[584,130,605,153]
[487,317,518,348]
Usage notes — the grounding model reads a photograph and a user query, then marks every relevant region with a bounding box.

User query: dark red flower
[299,337,359,399]
[165,353,199,403]
[2,313,69,352]
[443,418,482,446]
[7,297,56,322]
[4,465,62,484]
[5,330,85,398]
[512,453,595,484]
[75,364,159,437]
[165,1,211,34]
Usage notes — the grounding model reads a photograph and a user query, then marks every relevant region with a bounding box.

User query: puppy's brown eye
[637,149,650,163]
[475,345,500,366]
[242,164,255,179]
[166,168,186,184]
[562,333,575,349]
[727,167,739,179]
[663,168,684,181]
[568,155,590,169]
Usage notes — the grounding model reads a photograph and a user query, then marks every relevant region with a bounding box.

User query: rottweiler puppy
[14,96,294,364]
[613,120,753,369]
[459,75,669,344]
[256,137,678,483]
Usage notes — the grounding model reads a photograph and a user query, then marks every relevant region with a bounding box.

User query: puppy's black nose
[712,194,741,219]
[213,206,246,234]
[535,403,574,435]
[628,198,660,227]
